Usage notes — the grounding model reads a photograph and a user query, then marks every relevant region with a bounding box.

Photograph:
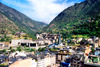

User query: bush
[50,48,57,51]
[38,47,42,52]
[41,48,45,52]
[2,49,6,53]
[17,46,22,52]
[9,46,12,50]
[0,38,5,42]
[11,49,16,52]
[30,48,35,52]
[38,48,45,52]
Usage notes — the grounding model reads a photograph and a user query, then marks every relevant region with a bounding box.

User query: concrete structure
[36,33,59,39]
[0,43,4,49]
[11,39,38,49]
[36,39,53,46]
[70,54,84,67]
[9,51,27,63]
[56,50,70,63]
[36,33,59,45]
[10,39,21,46]
[36,52,56,67]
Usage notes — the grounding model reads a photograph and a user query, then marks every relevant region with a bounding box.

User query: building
[9,58,37,67]
[10,39,38,49]
[0,43,4,49]
[70,54,85,67]
[36,33,59,40]
[36,33,59,43]
[34,52,56,67]
[95,48,100,56]
[9,51,27,63]
[10,39,21,46]
[84,55,100,67]
[35,39,53,46]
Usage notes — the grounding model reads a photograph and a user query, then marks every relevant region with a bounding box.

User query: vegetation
[17,46,22,52]
[49,48,58,51]
[0,34,12,42]
[0,3,47,40]
[30,48,36,52]
[38,47,46,52]
[9,46,12,50]
[44,0,100,39]
[73,16,100,37]
[0,49,7,53]
[91,47,95,53]
[0,62,8,67]
[2,49,6,53]
[11,49,16,52]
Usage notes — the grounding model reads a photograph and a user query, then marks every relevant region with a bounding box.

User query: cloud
[1,0,76,24]
[24,0,73,23]
[25,0,74,23]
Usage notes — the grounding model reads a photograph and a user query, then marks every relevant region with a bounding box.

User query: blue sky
[0,0,84,24]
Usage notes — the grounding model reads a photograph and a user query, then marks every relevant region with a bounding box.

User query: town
[0,0,100,67]
[0,32,100,67]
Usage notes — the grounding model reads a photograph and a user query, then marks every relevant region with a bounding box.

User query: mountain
[44,0,100,39]
[0,2,47,34]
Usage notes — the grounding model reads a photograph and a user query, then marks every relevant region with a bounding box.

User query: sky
[0,0,84,24]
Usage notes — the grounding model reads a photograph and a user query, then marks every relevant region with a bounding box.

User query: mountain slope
[0,2,47,34]
[0,12,20,34]
[44,0,100,38]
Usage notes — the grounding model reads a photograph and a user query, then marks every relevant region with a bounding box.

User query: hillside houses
[15,31,26,36]
[36,33,60,46]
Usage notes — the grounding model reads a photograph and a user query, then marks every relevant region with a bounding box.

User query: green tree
[9,46,12,50]
[41,48,45,52]
[4,34,7,38]
[30,48,35,52]
[38,47,42,52]
[0,38,5,42]
[2,49,6,53]
[17,46,22,52]
[11,49,16,52]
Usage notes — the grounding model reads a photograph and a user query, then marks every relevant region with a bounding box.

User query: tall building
[58,33,61,44]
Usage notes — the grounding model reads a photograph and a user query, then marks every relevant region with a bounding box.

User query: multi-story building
[36,52,56,67]
[10,39,38,49]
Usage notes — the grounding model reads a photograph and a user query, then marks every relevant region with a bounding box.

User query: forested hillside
[44,0,100,39]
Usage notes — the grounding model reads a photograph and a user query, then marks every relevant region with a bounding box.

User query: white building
[0,43,4,49]
[36,39,53,46]
[10,39,38,49]
[37,53,56,67]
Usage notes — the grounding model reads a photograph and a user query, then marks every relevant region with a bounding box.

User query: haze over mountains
[44,0,100,38]
[0,2,47,34]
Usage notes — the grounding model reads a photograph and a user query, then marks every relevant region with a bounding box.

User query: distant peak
[85,0,99,2]
[0,2,1,4]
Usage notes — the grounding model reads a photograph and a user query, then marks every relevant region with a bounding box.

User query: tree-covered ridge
[44,0,100,39]
[73,16,100,37]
